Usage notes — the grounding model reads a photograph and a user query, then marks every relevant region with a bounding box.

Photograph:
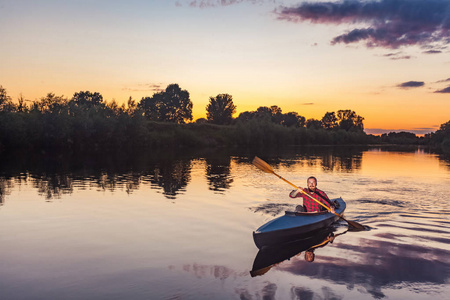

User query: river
[0,146,449,299]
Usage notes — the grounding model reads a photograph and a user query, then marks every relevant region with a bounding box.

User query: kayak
[253,197,346,249]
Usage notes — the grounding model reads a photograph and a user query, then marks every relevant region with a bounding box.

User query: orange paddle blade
[252,156,274,174]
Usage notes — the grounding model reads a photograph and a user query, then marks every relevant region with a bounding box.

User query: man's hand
[330,206,335,214]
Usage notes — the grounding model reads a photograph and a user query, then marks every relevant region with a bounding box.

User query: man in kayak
[289,176,336,213]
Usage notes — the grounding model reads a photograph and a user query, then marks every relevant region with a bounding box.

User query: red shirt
[290,188,333,212]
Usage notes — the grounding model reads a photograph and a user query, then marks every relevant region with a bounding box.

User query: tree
[138,96,160,120]
[0,85,16,112]
[336,110,364,131]
[234,111,255,123]
[256,106,272,118]
[427,120,450,147]
[126,96,137,115]
[17,94,28,112]
[0,85,10,106]
[71,91,104,108]
[206,93,236,125]
[138,84,193,124]
[35,93,67,114]
[321,112,338,130]
[195,117,207,124]
[282,112,306,127]
[439,120,450,132]
[381,132,419,144]
[270,105,283,124]
[306,118,323,129]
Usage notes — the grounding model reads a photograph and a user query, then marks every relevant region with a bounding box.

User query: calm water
[0,146,449,300]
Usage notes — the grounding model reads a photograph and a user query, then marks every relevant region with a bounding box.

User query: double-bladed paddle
[252,156,365,230]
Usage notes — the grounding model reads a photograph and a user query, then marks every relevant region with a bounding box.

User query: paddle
[252,156,365,230]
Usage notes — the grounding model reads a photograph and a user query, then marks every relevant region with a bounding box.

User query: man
[289,176,335,213]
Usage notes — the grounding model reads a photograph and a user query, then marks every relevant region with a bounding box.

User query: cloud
[434,86,450,93]
[302,102,314,105]
[122,83,164,93]
[383,52,412,60]
[397,81,425,88]
[436,77,450,83]
[423,49,443,54]
[178,0,270,8]
[277,0,450,50]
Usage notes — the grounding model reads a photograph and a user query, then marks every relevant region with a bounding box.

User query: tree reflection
[0,150,195,201]
[0,178,8,205]
[0,146,366,202]
[205,156,233,193]
[246,146,366,173]
[3,145,445,203]
[293,146,364,172]
[32,173,73,200]
[147,159,191,199]
[318,147,363,172]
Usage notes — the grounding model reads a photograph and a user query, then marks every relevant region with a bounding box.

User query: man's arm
[289,188,303,198]
[317,190,336,213]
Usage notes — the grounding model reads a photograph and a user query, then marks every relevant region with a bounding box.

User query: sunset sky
[1,0,449,135]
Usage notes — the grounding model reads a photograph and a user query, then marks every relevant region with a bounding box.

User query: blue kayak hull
[253,197,346,249]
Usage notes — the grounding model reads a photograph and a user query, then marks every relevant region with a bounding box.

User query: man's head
[305,250,315,262]
[307,176,317,191]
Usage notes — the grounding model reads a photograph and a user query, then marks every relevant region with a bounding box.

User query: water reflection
[145,159,191,199]
[205,156,233,193]
[0,146,448,203]
[277,236,450,299]
[1,146,449,299]
[0,150,196,200]
[246,230,450,299]
[33,173,74,199]
[315,147,363,172]
[250,227,346,277]
[0,178,8,205]
[246,146,366,173]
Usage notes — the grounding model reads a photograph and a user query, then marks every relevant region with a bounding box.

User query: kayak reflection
[250,228,347,277]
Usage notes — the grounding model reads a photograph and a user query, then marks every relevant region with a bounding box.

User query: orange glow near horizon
[3,83,447,135]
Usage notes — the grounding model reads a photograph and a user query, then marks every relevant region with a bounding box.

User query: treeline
[425,121,450,149]
[0,83,446,152]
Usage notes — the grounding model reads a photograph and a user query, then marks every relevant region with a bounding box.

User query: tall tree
[321,112,338,129]
[139,84,193,123]
[206,93,236,125]
[337,110,364,131]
